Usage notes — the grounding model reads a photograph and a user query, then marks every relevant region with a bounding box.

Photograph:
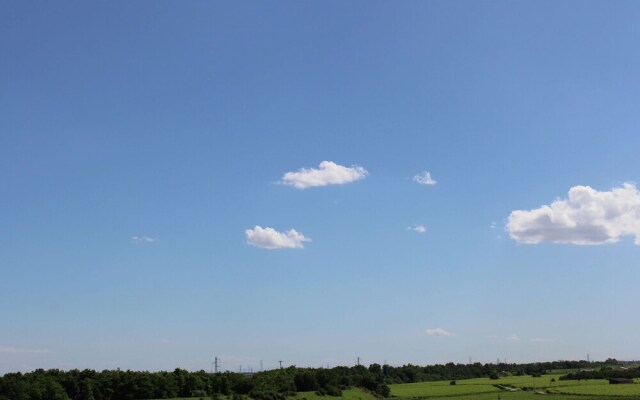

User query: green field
[389,374,640,399]
[389,381,500,397]
[294,388,379,400]
[148,376,640,400]
[550,379,640,396]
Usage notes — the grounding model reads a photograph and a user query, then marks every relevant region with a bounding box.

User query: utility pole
[214,356,220,374]
[357,357,361,366]
[260,360,263,371]
[587,354,590,363]
[278,360,283,369]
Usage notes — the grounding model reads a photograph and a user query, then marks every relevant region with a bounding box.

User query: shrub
[233,393,244,400]
[375,384,391,398]
[325,385,342,396]
[249,390,285,400]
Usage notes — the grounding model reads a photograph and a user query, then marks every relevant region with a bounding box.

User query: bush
[325,385,342,396]
[489,372,499,380]
[450,380,456,385]
[249,390,285,400]
[375,384,391,398]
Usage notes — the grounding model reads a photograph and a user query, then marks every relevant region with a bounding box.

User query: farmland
[386,374,640,400]
[213,376,640,400]
[147,376,640,400]
[4,362,640,400]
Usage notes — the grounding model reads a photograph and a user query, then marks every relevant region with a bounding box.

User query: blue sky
[2,1,640,373]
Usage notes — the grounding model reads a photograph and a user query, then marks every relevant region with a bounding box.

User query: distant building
[608,378,634,384]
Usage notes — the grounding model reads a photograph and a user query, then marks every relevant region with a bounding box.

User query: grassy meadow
[387,374,640,400]
[148,374,640,400]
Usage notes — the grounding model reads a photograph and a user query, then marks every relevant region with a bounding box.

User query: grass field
[294,388,379,400]
[389,374,640,399]
[148,376,640,400]
[389,381,500,397]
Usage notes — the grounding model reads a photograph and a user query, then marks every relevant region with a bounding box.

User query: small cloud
[0,346,51,354]
[506,334,520,343]
[281,161,368,189]
[414,225,426,233]
[426,327,454,337]
[245,226,310,249]
[490,221,497,229]
[507,183,640,246]
[407,225,426,233]
[413,171,437,186]
[131,236,156,243]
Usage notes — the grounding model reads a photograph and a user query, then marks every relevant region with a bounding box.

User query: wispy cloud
[413,171,437,186]
[245,226,310,249]
[280,161,368,189]
[426,327,454,337]
[507,183,640,246]
[0,346,51,354]
[131,236,156,243]
[408,225,426,233]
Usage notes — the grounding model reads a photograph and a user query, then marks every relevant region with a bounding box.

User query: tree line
[0,359,614,400]
[560,365,640,381]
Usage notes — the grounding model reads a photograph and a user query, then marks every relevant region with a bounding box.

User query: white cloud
[507,183,640,246]
[506,334,520,343]
[245,226,310,249]
[280,161,368,189]
[426,327,454,337]
[413,171,437,186]
[131,236,156,243]
[0,346,51,354]
[412,225,426,233]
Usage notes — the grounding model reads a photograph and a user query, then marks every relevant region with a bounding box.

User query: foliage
[0,359,626,400]
[561,366,640,381]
